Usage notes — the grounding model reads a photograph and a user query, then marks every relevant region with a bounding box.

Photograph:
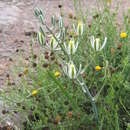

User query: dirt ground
[0,0,130,87]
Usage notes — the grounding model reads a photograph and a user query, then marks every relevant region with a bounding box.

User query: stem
[77,78,98,121]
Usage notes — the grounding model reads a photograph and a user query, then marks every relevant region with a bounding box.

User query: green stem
[77,78,98,121]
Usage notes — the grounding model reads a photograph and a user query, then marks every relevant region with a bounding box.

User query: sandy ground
[0,0,129,86]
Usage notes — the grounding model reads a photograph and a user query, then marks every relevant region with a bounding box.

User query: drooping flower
[120,32,127,38]
[54,71,61,77]
[38,32,44,45]
[32,90,38,96]
[63,61,82,79]
[90,36,107,51]
[64,38,79,55]
[77,21,84,35]
[46,35,60,51]
[95,66,102,71]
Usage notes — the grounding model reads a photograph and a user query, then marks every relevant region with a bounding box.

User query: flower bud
[77,21,84,36]
[38,32,44,45]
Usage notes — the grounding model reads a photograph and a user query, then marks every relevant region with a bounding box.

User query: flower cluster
[35,13,109,120]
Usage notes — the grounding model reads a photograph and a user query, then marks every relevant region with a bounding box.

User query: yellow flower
[120,32,127,38]
[95,66,102,71]
[54,71,61,77]
[32,90,38,96]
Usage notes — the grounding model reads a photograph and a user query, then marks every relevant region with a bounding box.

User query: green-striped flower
[64,39,79,55]
[77,21,84,36]
[47,35,60,51]
[90,36,107,51]
[63,61,82,79]
[38,32,44,45]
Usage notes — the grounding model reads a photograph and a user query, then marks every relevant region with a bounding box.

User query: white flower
[46,35,60,51]
[63,61,82,79]
[90,36,107,51]
[77,21,84,36]
[64,39,79,55]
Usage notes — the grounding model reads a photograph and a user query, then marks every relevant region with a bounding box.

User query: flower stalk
[77,78,98,121]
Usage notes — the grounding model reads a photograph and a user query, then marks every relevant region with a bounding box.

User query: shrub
[0,1,129,130]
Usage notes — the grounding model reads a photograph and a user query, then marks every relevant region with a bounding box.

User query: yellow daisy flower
[95,66,102,71]
[54,71,61,77]
[32,90,38,96]
[120,32,127,38]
